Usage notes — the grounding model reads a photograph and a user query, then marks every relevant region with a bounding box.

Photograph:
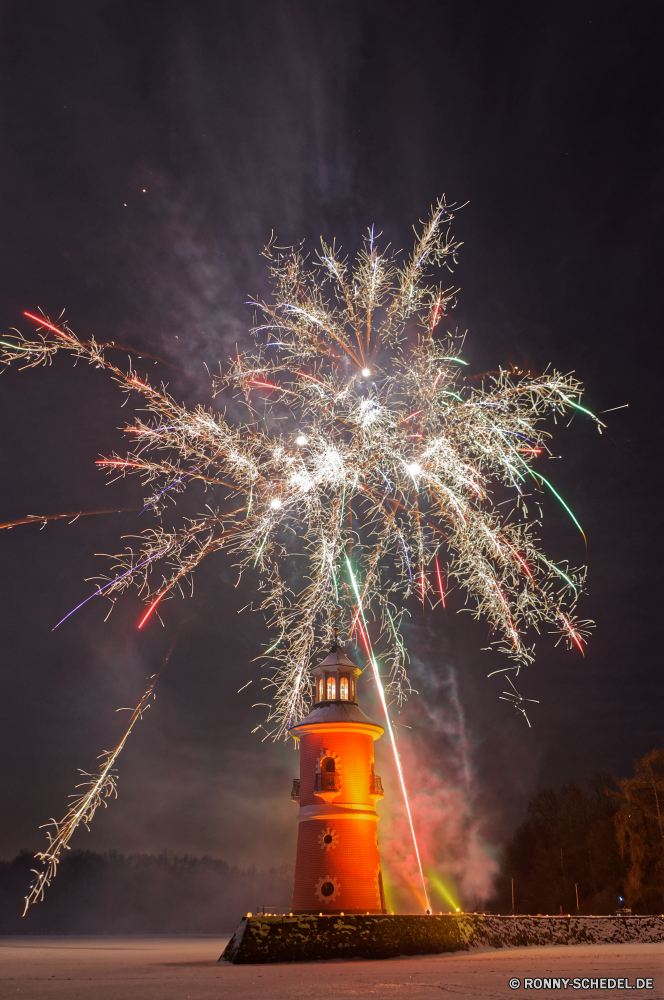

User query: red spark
[430,294,442,333]
[435,555,446,607]
[248,380,282,391]
[559,613,585,653]
[297,371,326,387]
[399,410,423,424]
[490,579,520,649]
[356,619,372,656]
[503,539,532,577]
[23,312,68,337]
[137,594,164,629]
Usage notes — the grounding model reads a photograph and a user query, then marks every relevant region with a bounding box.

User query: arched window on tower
[317,676,324,702]
[339,676,349,700]
[315,755,340,794]
[326,675,336,700]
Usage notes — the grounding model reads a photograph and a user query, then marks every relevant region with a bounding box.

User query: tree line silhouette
[490,749,664,915]
[0,851,293,934]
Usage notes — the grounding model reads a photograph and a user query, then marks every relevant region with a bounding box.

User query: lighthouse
[289,644,387,914]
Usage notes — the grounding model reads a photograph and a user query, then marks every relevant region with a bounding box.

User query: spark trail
[22,630,182,913]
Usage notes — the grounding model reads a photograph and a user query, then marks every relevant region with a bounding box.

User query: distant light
[270,498,282,509]
[406,462,422,476]
[455,907,461,912]
[361,368,371,377]
[295,434,308,446]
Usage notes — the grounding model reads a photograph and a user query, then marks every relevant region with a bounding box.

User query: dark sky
[1,0,662,892]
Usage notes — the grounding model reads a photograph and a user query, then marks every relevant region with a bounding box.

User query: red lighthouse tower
[289,644,387,914]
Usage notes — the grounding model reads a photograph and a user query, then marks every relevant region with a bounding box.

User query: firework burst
[4,199,601,907]
[3,198,599,736]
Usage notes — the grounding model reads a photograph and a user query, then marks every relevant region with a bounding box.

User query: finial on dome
[331,607,341,649]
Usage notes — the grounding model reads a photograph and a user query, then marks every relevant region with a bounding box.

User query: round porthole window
[315,874,340,902]
[318,826,339,851]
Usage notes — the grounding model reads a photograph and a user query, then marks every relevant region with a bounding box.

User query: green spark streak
[264,625,286,656]
[439,356,468,366]
[440,390,463,401]
[530,470,586,541]
[489,432,526,485]
[253,533,268,566]
[338,484,346,527]
[558,391,606,427]
[500,432,586,542]
[345,559,364,620]
[386,608,405,657]
[538,555,578,593]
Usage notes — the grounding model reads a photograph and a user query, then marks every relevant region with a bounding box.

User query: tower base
[220,913,664,965]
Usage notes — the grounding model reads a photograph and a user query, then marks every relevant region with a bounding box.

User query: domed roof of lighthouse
[313,644,360,673]
[288,642,384,738]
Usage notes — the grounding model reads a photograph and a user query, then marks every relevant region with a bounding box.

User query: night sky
[1,1,662,890]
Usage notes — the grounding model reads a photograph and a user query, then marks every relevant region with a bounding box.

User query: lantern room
[312,645,362,705]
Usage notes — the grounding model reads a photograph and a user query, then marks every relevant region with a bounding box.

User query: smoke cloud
[379,628,499,912]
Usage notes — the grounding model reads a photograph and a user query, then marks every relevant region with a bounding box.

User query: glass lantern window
[326,676,336,700]
[339,676,349,700]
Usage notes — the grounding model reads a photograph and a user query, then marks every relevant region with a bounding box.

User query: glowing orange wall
[292,726,386,914]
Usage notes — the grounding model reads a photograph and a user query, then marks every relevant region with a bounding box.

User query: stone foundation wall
[221,913,664,964]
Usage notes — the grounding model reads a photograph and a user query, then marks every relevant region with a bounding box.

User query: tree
[615,748,664,912]
[491,774,623,914]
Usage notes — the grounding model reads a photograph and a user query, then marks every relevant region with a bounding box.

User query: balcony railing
[291,778,300,801]
[370,774,384,796]
[314,772,341,793]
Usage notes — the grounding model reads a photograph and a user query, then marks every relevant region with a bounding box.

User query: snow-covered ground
[0,936,662,999]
